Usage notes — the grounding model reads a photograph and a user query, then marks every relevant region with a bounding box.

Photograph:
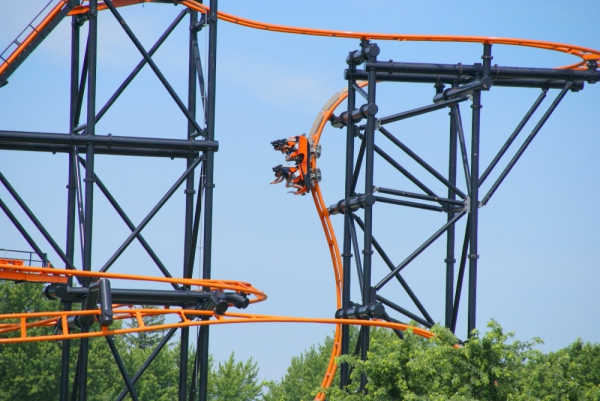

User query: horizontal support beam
[375,186,465,207]
[489,78,583,90]
[44,286,250,309]
[374,195,443,212]
[0,143,199,158]
[330,103,378,128]
[328,193,376,215]
[346,70,585,90]
[335,302,386,320]
[365,61,599,83]
[433,78,492,103]
[346,70,472,85]
[0,130,218,152]
[379,96,468,126]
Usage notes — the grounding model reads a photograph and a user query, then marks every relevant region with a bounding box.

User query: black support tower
[332,40,598,390]
[0,2,219,400]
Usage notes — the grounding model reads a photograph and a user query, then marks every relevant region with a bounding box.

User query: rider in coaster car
[271,136,304,163]
[270,164,306,195]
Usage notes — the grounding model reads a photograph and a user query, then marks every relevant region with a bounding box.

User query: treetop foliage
[267,322,600,401]
[0,281,263,401]
[2,280,600,401]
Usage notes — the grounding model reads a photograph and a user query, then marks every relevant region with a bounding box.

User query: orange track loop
[0,263,267,304]
[305,81,369,399]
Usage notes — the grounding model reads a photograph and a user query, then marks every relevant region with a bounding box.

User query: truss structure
[1,1,220,400]
[1,1,598,399]
[326,40,599,388]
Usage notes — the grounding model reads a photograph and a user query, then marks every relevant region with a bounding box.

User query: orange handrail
[0,0,70,78]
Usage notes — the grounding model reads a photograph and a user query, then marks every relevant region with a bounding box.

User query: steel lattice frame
[1,1,599,400]
[327,41,599,389]
[0,1,219,400]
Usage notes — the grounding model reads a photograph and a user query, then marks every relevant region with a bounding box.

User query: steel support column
[359,41,378,392]
[179,9,198,400]
[445,100,458,328]
[467,112,480,337]
[340,61,356,389]
[1,3,223,400]
[198,1,218,400]
[60,13,81,401]
[78,0,98,397]
[466,44,491,335]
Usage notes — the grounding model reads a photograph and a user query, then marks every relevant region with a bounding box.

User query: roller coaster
[0,1,598,400]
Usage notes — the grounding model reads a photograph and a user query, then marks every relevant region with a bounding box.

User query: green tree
[122,339,186,401]
[0,281,265,401]
[264,334,340,401]
[124,306,168,350]
[85,336,127,401]
[210,352,262,401]
[0,281,128,400]
[520,338,600,401]
[0,281,63,401]
[0,282,176,401]
[327,322,543,401]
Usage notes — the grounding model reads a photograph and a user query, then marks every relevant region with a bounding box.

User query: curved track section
[305,81,369,397]
[180,1,600,69]
[309,185,343,396]
[0,307,433,344]
[2,0,599,82]
[0,263,267,303]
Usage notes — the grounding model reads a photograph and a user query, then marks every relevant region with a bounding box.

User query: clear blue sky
[1,0,599,383]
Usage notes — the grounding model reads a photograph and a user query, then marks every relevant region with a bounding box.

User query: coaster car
[270,134,321,195]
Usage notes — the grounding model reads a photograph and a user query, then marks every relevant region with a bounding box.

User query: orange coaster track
[0,264,267,303]
[306,81,369,395]
[3,1,598,399]
[0,307,433,345]
[2,0,599,81]
[0,249,423,401]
